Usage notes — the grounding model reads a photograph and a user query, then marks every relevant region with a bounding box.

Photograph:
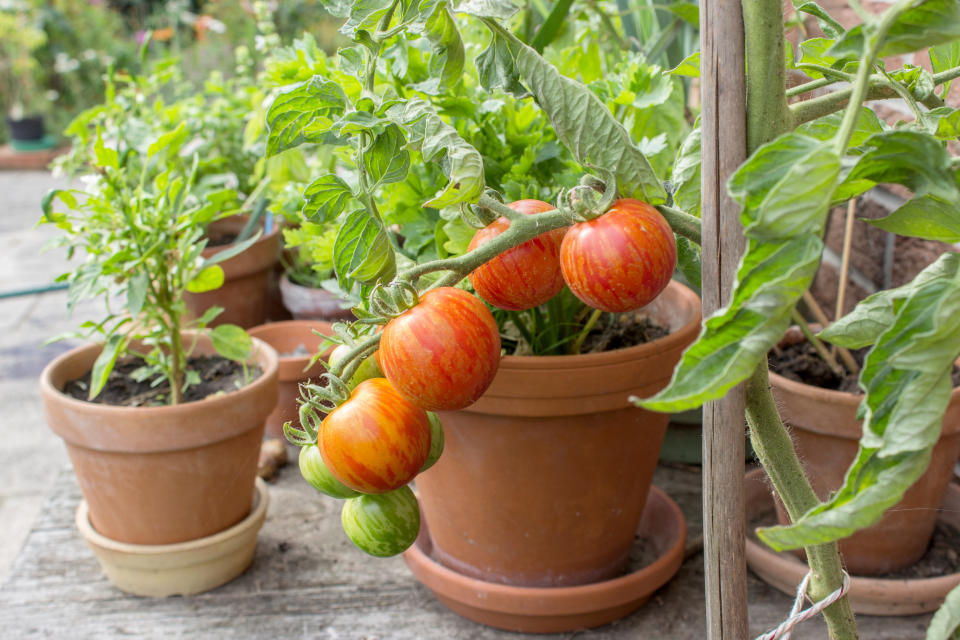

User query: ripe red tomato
[560,199,676,312]
[467,199,566,310]
[379,287,501,411]
[320,378,430,494]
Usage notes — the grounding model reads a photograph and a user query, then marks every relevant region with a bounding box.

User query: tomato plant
[320,378,431,494]
[299,444,361,499]
[341,485,421,557]
[420,412,445,473]
[560,199,677,313]
[378,287,501,411]
[328,344,384,389]
[467,199,566,311]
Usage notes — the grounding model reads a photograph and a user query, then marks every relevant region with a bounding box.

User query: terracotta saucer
[403,485,687,633]
[77,477,269,598]
[744,468,960,616]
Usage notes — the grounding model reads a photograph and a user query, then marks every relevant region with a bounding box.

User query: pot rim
[201,215,281,257]
[39,332,279,417]
[248,319,333,378]
[496,280,702,370]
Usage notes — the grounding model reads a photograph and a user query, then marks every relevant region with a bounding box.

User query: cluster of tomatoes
[297,198,677,557]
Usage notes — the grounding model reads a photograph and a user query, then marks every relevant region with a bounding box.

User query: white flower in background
[54,52,80,74]
[82,49,98,61]
[45,90,59,102]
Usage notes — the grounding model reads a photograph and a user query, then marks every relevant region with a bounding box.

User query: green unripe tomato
[341,485,421,557]
[420,412,445,473]
[329,344,385,389]
[299,444,361,499]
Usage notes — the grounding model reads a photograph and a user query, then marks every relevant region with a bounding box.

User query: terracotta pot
[279,273,354,321]
[247,320,335,439]
[415,281,701,588]
[745,468,960,615]
[40,334,279,545]
[769,371,960,575]
[185,216,281,328]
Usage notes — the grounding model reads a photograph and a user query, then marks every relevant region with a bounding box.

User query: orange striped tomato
[467,199,567,311]
[320,378,430,494]
[379,287,501,411]
[560,199,676,312]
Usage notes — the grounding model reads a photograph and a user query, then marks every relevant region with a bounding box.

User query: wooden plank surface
[699,0,750,637]
[0,462,932,639]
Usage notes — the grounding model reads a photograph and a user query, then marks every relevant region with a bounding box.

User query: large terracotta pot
[279,272,354,321]
[247,320,334,440]
[185,216,281,328]
[770,371,960,575]
[415,281,701,587]
[40,334,279,545]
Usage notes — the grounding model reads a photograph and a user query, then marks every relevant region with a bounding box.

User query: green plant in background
[0,7,48,119]
[40,128,257,405]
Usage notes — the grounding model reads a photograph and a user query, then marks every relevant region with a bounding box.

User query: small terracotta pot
[769,371,960,575]
[415,281,701,588]
[745,468,960,615]
[279,273,354,321]
[40,334,279,545]
[185,216,281,328]
[247,320,335,439]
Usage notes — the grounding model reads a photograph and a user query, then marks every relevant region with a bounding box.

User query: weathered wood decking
[0,462,932,639]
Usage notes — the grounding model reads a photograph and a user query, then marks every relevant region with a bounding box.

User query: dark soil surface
[768,339,960,394]
[580,313,669,354]
[207,231,239,247]
[64,355,259,406]
[749,507,960,579]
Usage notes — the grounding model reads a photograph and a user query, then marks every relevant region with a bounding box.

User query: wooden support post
[700,0,749,638]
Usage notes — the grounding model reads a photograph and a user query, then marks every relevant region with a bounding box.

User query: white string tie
[755,570,852,640]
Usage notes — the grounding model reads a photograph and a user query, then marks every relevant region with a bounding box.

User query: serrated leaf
[365,125,411,187]
[476,30,527,97]
[843,130,958,202]
[676,236,702,288]
[671,127,701,217]
[341,0,395,38]
[338,46,365,78]
[210,324,254,362]
[793,1,845,38]
[927,581,960,640]
[931,41,960,97]
[265,77,348,157]
[90,334,126,400]
[641,133,839,411]
[829,0,960,59]
[759,253,960,550]
[455,0,521,19]
[186,265,225,293]
[409,3,464,95]
[668,51,700,77]
[387,98,485,207]
[334,209,397,285]
[302,174,354,222]
[480,20,667,204]
[321,0,353,18]
[922,106,960,140]
[865,194,960,242]
[796,107,884,148]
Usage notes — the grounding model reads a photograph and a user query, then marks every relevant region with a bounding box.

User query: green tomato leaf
[334,209,397,285]
[321,0,353,18]
[409,3,465,95]
[341,0,395,38]
[921,106,960,140]
[842,130,958,202]
[671,126,701,217]
[663,2,699,26]
[476,29,527,98]
[758,253,960,550]
[930,41,960,97]
[676,236,702,289]
[387,98,485,207]
[265,76,348,157]
[90,334,126,400]
[186,265,226,293]
[796,107,884,148]
[927,581,960,640]
[210,324,254,362]
[478,20,667,204]
[365,125,411,187]
[793,1,845,38]
[829,0,960,59]
[668,51,700,77]
[302,174,354,223]
[865,194,960,243]
[641,133,839,411]
[455,0,521,20]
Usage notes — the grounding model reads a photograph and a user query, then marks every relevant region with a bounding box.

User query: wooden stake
[700,0,749,636]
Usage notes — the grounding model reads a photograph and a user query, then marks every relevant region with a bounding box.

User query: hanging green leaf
[186,265,226,293]
[211,324,254,361]
[94,128,119,170]
[668,51,700,77]
[640,133,839,411]
[475,19,667,204]
[387,98,485,207]
[922,107,960,140]
[409,3,465,94]
[671,126,701,217]
[865,194,960,243]
[759,253,960,551]
[334,209,397,285]
[476,29,527,97]
[793,1,845,38]
[364,125,412,187]
[829,0,960,59]
[341,0,396,38]
[796,107,884,148]
[126,272,149,317]
[841,130,958,202]
[302,174,355,222]
[265,77,348,156]
[90,334,126,400]
[676,236,702,289]
[930,41,960,97]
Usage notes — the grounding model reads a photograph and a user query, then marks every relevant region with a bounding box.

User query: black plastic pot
[6,115,45,142]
